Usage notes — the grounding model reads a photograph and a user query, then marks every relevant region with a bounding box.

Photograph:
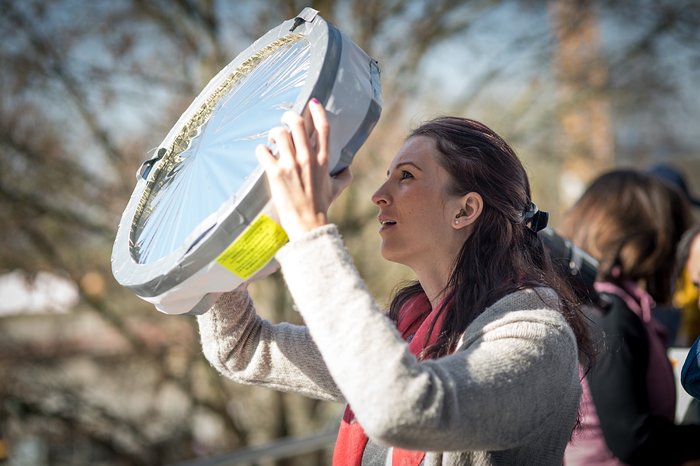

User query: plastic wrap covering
[132,35,310,265]
[112,8,382,315]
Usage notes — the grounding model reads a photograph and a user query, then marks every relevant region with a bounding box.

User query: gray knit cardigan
[198,225,581,465]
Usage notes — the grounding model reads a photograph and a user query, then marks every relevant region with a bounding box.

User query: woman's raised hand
[256,99,352,240]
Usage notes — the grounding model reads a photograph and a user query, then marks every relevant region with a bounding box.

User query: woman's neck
[414,264,453,309]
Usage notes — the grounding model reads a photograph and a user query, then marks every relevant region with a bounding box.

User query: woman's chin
[379,246,406,266]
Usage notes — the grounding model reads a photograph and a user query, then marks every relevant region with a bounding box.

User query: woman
[679,224,700,399]
[560,170,700,465]
[198,100,590,464]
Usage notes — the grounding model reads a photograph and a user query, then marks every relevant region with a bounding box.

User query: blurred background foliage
[1,0,699,464]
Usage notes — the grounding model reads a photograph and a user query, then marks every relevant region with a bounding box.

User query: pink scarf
[332,292,448,466]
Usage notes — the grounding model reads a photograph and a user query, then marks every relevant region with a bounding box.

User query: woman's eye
[400,170,413,180]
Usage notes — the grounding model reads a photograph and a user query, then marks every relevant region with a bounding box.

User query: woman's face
[371,136,469,269]
[689,234,700,307]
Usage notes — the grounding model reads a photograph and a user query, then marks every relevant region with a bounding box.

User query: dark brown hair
[388,116,592,366]
[559,169,693,303]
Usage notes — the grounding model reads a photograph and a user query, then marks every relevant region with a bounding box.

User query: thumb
[330,167,353,202]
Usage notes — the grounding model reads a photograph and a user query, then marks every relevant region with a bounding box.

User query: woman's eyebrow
[387,161,422,177]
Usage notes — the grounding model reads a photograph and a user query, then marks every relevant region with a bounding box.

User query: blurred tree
[550,0,614,209]
[0,0,493,464]
[1,0,699,464]
[547,0,700,214]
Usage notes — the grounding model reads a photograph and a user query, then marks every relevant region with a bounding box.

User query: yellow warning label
[216,214,289,279]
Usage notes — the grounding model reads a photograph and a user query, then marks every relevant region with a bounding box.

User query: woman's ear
[452,192,483,229]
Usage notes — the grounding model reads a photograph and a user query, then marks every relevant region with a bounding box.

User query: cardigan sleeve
[197,286,343,402]
[586,295,700,464]
[276,225,581,452]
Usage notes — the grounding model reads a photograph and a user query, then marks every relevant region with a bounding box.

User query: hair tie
[522,201,549,233]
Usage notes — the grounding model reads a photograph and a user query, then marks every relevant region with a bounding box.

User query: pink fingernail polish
[311,97,319,104]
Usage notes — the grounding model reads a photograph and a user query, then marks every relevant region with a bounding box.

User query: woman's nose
[371,181,390,206]
[372,182,391,205]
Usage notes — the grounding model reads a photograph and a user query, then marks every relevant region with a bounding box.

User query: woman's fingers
[254,99,345,240]
[255,143,277,172]
[281,111,311,166]
[307,98,330,168]
[267,126,296,169]
[281,108,319,192]
[268,100,330,172]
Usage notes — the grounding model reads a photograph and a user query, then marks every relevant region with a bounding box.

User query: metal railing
[170,426,339,466]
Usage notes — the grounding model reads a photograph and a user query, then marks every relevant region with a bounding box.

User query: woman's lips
[378,217,396,232]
